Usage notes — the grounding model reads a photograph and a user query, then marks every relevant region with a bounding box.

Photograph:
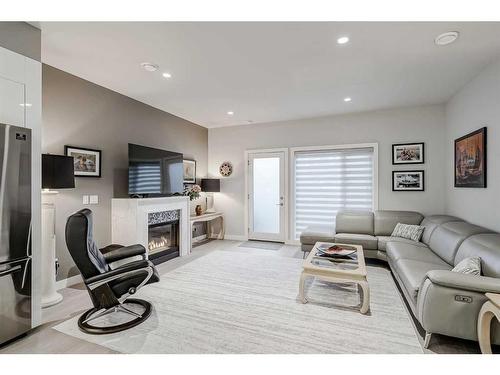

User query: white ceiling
[38,22,500,128]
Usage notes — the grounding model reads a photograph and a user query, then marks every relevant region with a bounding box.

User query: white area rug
[53,251,422,353]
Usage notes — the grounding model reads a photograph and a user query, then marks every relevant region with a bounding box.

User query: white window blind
[294,147,374,239]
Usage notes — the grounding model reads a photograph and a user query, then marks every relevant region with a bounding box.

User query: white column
[41,191,63,308]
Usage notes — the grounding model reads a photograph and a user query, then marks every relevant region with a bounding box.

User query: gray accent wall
[0,22,41,61]
[42,64,208,280]
[208,105,447,238]
[445,57,500,232]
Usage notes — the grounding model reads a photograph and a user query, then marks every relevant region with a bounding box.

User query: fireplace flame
[148,235,170,252]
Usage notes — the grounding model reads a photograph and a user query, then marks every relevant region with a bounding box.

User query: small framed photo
[392,170,425,191]
[455,127,487,188]
[392,143,425,164]
[65,145,102,177]
[183,159,196,183]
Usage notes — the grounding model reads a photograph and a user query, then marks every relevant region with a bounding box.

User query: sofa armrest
[425,270,500,294]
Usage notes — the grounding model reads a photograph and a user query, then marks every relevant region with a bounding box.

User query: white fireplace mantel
[111,196,191,257]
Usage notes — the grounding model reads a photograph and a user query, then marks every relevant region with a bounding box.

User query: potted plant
[184,184,203,215]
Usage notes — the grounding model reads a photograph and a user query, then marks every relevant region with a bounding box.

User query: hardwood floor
[0,240,491,354]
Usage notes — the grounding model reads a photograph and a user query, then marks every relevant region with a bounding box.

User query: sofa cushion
[335,211,374,235]
[300,225,335,245]
[334,233,378,250]
[392,259,452,303]
[391,223,425,242]
[452,257,481,275]
[374,210,423,236]
[419,215,462,245]
[454,234,500,278]
[386,241,447,265]
[429,221,491,265]
[378,236,428,252]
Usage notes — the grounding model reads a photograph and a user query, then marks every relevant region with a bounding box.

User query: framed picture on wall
[392,170,425,191]
[183,159,196,183]
[392,143,425,164]
[454,127,487,188]
[64,145,102,177]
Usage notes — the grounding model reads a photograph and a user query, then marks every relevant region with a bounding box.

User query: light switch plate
[89,195,99,204]
[82,195,89,205]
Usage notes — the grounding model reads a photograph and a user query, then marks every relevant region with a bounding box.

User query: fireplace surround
[112,196,190,263]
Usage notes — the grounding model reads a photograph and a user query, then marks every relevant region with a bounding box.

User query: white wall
[208,105,446,239]
[445,58,500,231]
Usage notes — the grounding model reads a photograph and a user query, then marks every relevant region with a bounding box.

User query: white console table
[190,212,225,246]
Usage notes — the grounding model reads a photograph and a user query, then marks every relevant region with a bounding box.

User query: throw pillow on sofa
[452,257,482,275]
[391,223,425,242]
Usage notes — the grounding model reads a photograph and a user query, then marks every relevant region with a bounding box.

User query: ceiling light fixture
[162,72,172,79]
[141,62,159,72]
[227,111,234,116]
[344,97,352,102]
[337,36,350,45]
[435,31,459,46]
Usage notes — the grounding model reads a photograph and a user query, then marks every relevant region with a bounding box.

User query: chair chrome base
[78,298,152,335]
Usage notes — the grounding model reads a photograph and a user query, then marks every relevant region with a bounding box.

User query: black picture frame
[183,159,196,184]
[64,145,102,178]
[454,127,487,188]
[392,142,425,165]
[392,170,425,191]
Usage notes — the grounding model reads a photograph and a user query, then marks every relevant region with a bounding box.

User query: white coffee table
[299,242,370,314]
[478,293,500,354]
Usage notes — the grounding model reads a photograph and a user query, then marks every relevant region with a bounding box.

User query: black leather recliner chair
[65,208,159,334]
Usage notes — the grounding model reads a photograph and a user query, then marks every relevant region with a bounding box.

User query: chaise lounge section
[300,210,500,347]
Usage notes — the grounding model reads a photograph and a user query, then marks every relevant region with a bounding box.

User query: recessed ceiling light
[344,97,352,102]
[162,72,172,79]
[337,36,350,45]
[435,31,459,46]
[227,111,234,116]
[141,62,159,72]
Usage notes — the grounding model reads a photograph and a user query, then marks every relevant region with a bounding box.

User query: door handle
[275,203,284,206]
[0,264,22,277]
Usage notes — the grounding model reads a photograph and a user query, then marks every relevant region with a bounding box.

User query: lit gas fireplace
[147,210,180,264]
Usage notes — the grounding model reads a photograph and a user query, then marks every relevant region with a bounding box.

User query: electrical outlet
[82,195,89,205]
[89,195,99,204]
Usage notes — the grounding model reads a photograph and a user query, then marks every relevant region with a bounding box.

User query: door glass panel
[253,157,280,234]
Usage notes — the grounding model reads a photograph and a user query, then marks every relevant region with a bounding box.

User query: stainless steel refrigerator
[0,123,32,345]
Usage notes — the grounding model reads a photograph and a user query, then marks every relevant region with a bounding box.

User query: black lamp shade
[42,154,75,189]
[201,178,220,192]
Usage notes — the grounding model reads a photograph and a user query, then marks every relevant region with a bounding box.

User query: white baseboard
[56,274,83,290]
[224,234,248,241]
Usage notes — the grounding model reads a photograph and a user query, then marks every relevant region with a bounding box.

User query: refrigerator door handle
[21,258,30,289]
[26,219,32,257]
[0,264,22,277]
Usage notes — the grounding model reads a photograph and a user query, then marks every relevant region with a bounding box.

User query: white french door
[247,151,286,242]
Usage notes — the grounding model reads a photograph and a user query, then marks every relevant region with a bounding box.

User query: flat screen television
[128,143,184,197]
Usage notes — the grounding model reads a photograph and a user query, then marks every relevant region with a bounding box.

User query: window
[293,147,375,239]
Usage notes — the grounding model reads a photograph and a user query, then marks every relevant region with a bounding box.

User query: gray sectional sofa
[300,210,500,347]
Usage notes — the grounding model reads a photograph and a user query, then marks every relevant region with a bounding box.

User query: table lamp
[201,178,220,213]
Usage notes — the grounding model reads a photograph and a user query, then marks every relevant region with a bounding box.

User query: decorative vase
[195,204,203,216]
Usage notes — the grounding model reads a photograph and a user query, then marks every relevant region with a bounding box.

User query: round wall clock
[219,161,233,177]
